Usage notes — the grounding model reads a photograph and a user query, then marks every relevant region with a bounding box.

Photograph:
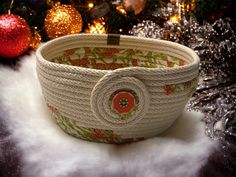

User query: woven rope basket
[36,34,200,143]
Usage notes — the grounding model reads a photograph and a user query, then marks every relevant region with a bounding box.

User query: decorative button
[112,91,136,114]
[91,73,150,128]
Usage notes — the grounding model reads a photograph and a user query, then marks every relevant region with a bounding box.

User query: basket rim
[36,34,200,74]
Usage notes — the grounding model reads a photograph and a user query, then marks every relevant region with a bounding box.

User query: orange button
[112,91,135,114]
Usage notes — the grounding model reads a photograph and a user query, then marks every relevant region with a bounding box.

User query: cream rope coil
[91,75,150,128]
[36,34,200,143]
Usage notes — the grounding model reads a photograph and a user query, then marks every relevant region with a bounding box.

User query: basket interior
[49,47,188,70]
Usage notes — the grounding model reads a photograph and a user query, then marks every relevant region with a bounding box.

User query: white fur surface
[0,53,217,177]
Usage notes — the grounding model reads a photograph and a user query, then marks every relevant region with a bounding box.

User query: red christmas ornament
[0,14,31,58]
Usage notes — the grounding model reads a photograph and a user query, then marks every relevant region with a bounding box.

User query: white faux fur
[0,53,217,177]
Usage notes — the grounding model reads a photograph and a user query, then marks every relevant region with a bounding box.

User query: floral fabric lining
[51,47,186,70]
[164,78,198,95]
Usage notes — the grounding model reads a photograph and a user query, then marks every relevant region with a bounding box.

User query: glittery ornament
[44,4,82,39]
[123,0,147,15]
[29,29,41,49]
[0,14,31,58]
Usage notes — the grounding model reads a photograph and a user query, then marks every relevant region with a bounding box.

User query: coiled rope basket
[36,34,200,144]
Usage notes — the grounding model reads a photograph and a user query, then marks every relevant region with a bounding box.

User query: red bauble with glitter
[0,14,31,58]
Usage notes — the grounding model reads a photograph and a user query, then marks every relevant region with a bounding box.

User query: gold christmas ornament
[123,0,147,15]
[29,29,41,49]
[44,4,82,39]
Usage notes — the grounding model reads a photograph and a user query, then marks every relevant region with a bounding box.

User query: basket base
[54,111,145,144]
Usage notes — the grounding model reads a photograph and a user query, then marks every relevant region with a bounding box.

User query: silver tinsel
[129,18,236,141]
